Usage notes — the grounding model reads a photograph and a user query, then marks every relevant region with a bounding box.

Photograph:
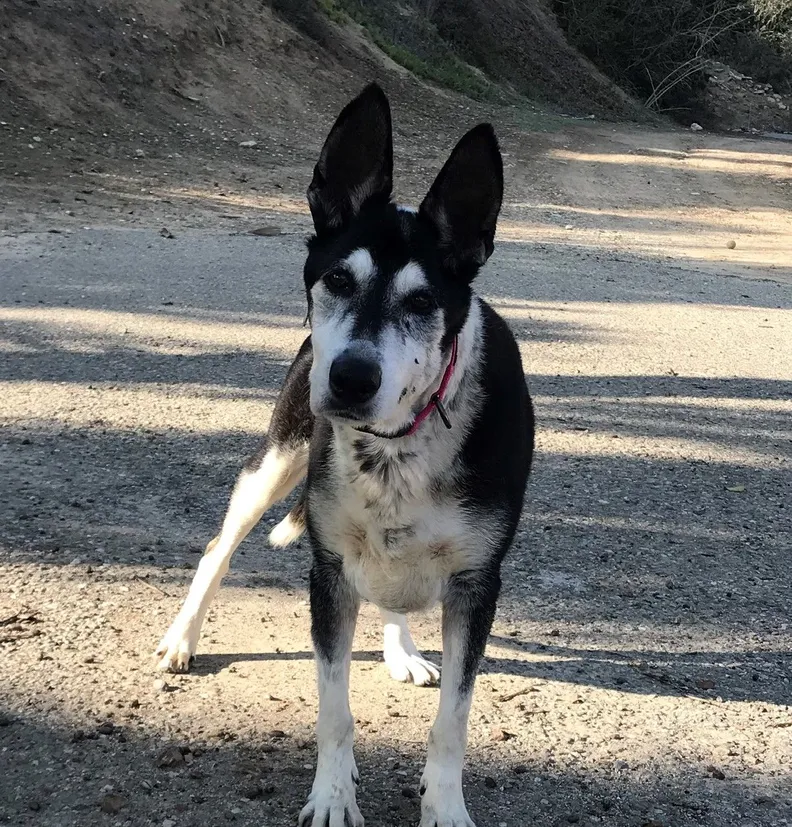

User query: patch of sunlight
[489,300,791,382]
[0,306,307,355]
[537,428,784,468]
[0,381,277,434]
[548,147,792,179]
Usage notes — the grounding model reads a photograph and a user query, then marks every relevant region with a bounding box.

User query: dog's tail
[269,494,306,547]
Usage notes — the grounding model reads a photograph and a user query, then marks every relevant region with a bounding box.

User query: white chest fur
[313,447,485,613]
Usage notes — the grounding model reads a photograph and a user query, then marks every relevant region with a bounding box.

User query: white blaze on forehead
[393,260,428,297]
[343,248,376,285]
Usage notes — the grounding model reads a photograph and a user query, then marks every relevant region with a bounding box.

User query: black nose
[329,352,382,406]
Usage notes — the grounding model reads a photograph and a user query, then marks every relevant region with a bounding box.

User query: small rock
[513,764,528,774]
[99,793,127,814]
[400,786,416,799]
[249,226,282,237]
[28,801,41,812]
[484,776,497,789]
[726,239,736,249]
[239,140,258,148]
[134,148,146,158]
[690,122,703,131]
[157,745,186,768]
[0,714,14,727]
[241,783,263,800]
[696,678,716,690]
[96,722,115,735]
[130,699,140,709]
[153,679,169,692]
[163,820,176,827]
[269,729,287,739]
[707,765,726,780]
[159,227,175,239]
[490,727,514,742]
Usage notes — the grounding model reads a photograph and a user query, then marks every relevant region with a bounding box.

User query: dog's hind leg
[155,337,314,673]
[380,609,440,687]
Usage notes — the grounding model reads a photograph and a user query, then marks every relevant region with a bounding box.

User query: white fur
[269,509,305,547]
[299,654,364,827]
[420,622,476,827]
[381,609,440,686]
[154,444,306,672]
[392,260,429,295]
[344,248,376,285]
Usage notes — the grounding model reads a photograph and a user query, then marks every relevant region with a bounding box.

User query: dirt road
[1,120,791,827]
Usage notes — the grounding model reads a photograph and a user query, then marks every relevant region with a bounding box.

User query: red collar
[405,336,458,436]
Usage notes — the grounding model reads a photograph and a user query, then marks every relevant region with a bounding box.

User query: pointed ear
[307,83,393,235]
[419,124,503,277]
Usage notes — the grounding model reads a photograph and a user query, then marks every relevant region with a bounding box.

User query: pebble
[484,776,498,789]
[690,122,703,131]
[241,783,263,800]
[726,239,736,249]
[401,787,416,799]
[99,793,127,814]
[707,765,726,780]
[239,140,258,148]
[153,678,169,692]
[157,745,186,768]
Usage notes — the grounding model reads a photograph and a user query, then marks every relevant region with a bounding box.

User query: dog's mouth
[324,409,413,440]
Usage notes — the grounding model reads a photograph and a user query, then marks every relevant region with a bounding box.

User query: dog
[155,83,534,827]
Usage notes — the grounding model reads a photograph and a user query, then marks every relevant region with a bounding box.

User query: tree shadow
[1,705,789,827]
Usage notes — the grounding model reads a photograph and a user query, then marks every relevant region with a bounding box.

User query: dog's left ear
[419,124,503,278]
[307,83,393,236]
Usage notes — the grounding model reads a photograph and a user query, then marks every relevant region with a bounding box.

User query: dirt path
[1,118,791,827]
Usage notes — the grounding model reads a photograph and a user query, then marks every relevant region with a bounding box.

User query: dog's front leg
[299,551,363,827]
[420,570,499,827]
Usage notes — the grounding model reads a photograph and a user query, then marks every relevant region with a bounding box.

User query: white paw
[419,767,475,827]
[384,647,440,687]
[298,761,363,827]
[153,619,198,673]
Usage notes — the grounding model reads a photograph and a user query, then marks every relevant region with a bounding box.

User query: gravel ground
[1,148,791,826]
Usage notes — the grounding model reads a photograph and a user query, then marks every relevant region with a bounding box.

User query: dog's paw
[384,647,440,687]
[298,768,363,827]
[154,621,197,673]
[419,769,475,827]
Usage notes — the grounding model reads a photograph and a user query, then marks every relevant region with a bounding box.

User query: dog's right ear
[307,84,393,236]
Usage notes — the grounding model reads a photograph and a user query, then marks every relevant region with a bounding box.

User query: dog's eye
[405,291,435,315]
[324,269,354,297]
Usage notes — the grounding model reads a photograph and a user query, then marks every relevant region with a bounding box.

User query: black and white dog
[155,84,534,827]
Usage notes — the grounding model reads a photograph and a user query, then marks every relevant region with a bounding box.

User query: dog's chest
[316,447,478,613]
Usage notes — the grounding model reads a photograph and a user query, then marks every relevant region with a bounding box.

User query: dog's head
[304,84,503,438]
